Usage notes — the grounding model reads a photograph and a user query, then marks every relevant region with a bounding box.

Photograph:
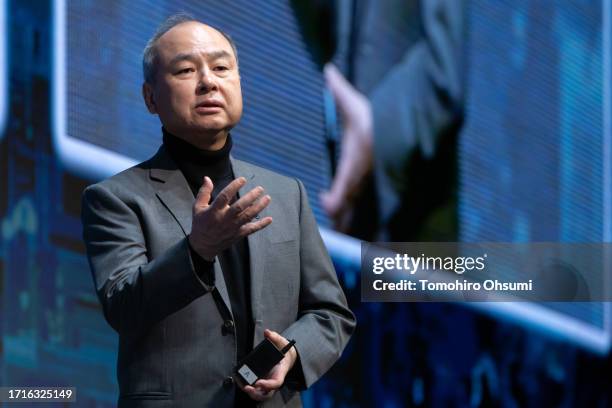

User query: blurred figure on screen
[320,0,466,241]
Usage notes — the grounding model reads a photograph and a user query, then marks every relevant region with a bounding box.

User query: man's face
[143,22,242,148]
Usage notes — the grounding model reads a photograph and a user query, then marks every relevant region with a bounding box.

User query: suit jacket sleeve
[81,183,214,336]
[281,178,356,389]
[369,0,466,223]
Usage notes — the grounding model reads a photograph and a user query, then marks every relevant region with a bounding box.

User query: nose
[197,68,218,94]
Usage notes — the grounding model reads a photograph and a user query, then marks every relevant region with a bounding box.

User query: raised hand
[188,176,272,261]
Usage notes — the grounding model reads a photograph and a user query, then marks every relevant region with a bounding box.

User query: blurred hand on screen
[320,63,373,232]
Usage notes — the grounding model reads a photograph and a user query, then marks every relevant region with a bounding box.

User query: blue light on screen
[460,0,611,353]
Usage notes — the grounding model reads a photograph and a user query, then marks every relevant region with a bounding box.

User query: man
[81,13,355,407]
[320,0,465,241]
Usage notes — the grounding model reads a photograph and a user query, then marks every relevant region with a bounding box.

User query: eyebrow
[168,50,233,66]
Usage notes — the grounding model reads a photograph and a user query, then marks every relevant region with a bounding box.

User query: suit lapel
[230,157,266,328]
[149,146,233,315]
[149,147,193,236]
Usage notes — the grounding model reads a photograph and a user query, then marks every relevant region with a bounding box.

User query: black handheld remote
[235,338,296,385]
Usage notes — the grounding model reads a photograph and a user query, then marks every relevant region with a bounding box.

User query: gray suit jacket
[81,145,356,407]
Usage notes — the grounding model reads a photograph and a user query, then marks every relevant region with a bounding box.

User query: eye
[176,67,195,75]
[214,66,229,72]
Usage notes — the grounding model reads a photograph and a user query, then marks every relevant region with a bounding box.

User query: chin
[192,117,227,129]
[190,124,227,134]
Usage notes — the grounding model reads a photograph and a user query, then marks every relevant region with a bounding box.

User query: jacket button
[223,376,234,388]
[222,320,235,335]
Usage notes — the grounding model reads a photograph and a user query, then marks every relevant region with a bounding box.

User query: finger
[254,386,275,400]
[323,140,357,212]
[234,375,248,391]
[243,385,274,401]
[256,361,288,393]
[255,375,283,392]
[227,186,264,217]
[194,176,214,210]
[237,216,273,237]
[212,177,247,210]
[321,187,353,234]
[264,329,289,349]
[243,386,265,401]
[320,190,342,220]
[320,169,350,219]
[236,195,271,225]
[324,63,356,118]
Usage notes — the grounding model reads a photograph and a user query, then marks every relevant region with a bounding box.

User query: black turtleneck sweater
[162,129,255,402]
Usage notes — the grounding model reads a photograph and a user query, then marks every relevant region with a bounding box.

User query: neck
[164,126,229,151]
[162,127,233,164]
[162,127,234,196]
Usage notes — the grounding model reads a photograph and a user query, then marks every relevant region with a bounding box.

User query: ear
[142,82,157,114]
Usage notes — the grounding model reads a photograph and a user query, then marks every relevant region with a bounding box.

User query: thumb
[264,329,288,349]
[195,176,214,209]
[324,63,356,118]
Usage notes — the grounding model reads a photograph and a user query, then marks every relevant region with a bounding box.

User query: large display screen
[460,0,610,352]
[51,0,611,352]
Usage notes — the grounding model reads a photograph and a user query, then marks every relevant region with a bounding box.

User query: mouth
[195,100,224,114]
[196,100,223,108]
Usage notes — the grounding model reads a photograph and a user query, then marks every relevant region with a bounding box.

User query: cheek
[235,89,243,114]
[228,83,243,117]
[170,94,190,114]
[171,86,195,109]
[156,81,192,112]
